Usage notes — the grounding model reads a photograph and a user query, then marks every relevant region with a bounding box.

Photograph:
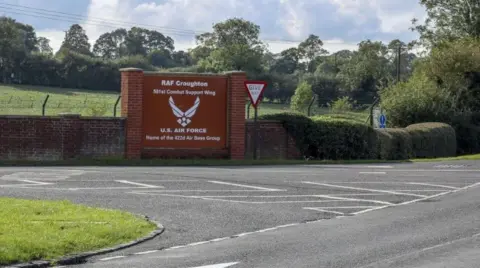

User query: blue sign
[379,114,386,128]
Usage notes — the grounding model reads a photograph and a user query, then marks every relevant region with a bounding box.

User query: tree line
[0,15,417,106]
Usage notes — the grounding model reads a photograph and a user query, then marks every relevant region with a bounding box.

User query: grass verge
[411,153,480,162]
[0,198,157,266]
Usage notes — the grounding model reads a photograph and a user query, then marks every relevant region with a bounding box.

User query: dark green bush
[375,129,413,160]
[258,112,318,158]
[259,112,377,160]
[311,117,378,160]
[405,123,457,158]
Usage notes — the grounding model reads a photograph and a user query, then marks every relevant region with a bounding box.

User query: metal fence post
[246,103,252,119]
[307,95,316,116]
[42,95,50,116]
[113,95,121,117]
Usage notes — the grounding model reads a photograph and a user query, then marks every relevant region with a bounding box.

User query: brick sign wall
[0,115,125,160]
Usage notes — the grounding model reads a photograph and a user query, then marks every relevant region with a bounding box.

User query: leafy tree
[36,37,53,55]
[195,18,265,72]
[412,0,480,48]
[93,28,127,59]
[291,81,313,112]
[58,24,92,56]
[298,34,328,72]
[124,27,174,57]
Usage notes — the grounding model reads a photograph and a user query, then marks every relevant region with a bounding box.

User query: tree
[58,24,92,56]
[412,0,480,48]
[93,28,127,59]
[36,37,53,55]
[291,81,313,112]
[298,34,328,72]
[387,39,417,82]
[124,27,175,57]
[195,18,266,72]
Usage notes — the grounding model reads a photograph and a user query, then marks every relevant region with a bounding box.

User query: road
[0,161,479,267]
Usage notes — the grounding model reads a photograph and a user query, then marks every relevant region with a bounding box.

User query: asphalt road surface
[1,161,479,268]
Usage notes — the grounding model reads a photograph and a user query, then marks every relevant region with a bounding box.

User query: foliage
[258,113,377,160]
[405,123,457,158]
[380,70,456,127]
[375,129,413,160]
[329,96,355,113]
[411,0,480,49]
[290,81,313,113]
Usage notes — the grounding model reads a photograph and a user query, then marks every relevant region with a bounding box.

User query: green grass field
[0,197,156,265]
[0,84,369,122]
[0,84,121,117]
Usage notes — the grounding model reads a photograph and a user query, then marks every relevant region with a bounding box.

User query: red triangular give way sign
[244,81,267,108]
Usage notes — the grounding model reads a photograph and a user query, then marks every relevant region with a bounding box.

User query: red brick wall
[0,115,125,160]
[245,120,301,159]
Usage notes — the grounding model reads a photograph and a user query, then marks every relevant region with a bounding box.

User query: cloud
[37,0,425,54]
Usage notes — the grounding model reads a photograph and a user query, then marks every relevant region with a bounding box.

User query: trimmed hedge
[375,129,413,160]
[405,123,457,158]
[259,112,457,160]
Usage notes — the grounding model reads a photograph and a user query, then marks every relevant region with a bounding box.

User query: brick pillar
[120,68,144,159]
[226,71,247,160]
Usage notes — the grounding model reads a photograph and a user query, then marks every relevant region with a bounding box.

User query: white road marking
[366,166,394,168]
[302,181,427,198]
[99,256,125,261]
[130,190,281,194]
[115,180,164,188]
[407,182,459,190]
[188,262,239,268]
[134,250,159,255]
[188,241,211,246]
[312,194,394,205]
[306,206,378,209]
[208,180,283,191]
[19,179,53,185]
[303,207,345,215]
[359,171,387,175]
[358,232,480,268]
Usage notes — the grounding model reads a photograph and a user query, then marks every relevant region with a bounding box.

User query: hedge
[405,123,457,158]
[259,112,457,160]
[375,129,413,160]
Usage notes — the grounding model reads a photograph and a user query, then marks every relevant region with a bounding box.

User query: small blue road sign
[379,114,386,128]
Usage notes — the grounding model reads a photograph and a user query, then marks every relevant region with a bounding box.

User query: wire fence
[0,95,122,117]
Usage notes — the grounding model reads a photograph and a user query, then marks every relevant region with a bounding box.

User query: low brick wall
[245,120,301,159]
[0,115,125,160]
[0,116,298,161]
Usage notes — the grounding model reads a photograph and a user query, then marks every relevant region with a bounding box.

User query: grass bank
[0,198,157,266]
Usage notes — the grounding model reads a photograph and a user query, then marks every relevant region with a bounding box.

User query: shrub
[259,112,318,158]
[259,112,377,160]
[290,81,313,113]
[312,117,378,160]
[329,96,355,113]
[405,123,457,158]
[375,129,413,160]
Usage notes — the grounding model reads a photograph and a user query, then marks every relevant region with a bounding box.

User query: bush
[259,112,318,158]
[405,123,457,158]
[375,129,413,160]
[259,112,377,160]
[312,117,378,160]
[329,96,355,113]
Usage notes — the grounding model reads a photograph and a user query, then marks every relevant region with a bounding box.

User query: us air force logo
[168,96,200,127]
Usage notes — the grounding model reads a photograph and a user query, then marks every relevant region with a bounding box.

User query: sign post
[244,81,267,160]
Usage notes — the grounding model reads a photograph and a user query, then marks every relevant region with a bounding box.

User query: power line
[0,2,307,44]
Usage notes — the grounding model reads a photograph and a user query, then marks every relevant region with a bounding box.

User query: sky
[0,0,427,54]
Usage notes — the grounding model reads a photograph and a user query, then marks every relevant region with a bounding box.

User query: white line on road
[99,256,126,261]
[359,171,387,175]
[302,181,427,198]
[303,207,346,215]
[18,180,53,185]
[366,166,394,168]
[305,206,377,209]
[134,250,159,255]
[115,180,164,188]
[312,194,394,205]
[407,182,459,190]
[208,180,283,191]
[188,262,239,268]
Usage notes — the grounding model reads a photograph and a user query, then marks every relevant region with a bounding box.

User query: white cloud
[37,0,424,55]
